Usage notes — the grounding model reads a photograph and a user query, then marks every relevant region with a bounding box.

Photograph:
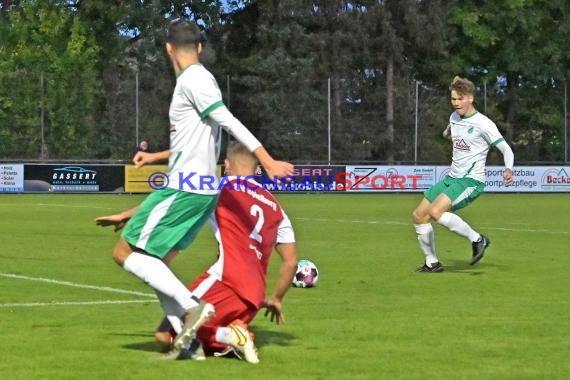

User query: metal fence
[1,73,568,164]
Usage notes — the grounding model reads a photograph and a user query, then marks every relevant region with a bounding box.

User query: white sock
[414,223,439,266]
[123,252,199,310]
[166,315,183,334]
[155,290,184,333]
[437,212,480,242]
[215,327,234,345]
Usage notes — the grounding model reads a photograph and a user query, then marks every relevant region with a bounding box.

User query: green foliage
[0,0,568,162]
[0,0,99,158]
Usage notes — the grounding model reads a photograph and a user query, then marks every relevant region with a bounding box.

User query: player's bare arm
[95,206,139,232]
[503,168,513,186]
[264,242,298,324]
[133,149,170,168]
[253,146,294,180]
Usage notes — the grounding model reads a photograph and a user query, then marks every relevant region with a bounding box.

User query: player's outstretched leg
[415,261,444,273]
[215,319,259,363]
[413,223,443,273]
[228,320,259,364]
[470,235,490,265]
[156,338,206,361]
[173,301,216,350]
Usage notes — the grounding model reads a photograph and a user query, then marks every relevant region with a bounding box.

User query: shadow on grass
[122,340,160,353]
[442,259,507,274]
[247,325,295,349]
[116,326,296,353]
[110,332,160,353]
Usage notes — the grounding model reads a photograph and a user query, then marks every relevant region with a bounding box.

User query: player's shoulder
[239,177,283,212]
[179,64,215,84]
[472,111,498,130]
[449,112,460,122]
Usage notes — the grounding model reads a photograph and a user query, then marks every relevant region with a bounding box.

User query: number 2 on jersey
[249,204,264,243]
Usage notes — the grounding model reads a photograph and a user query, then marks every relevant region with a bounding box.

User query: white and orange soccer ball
[292,259,319,288]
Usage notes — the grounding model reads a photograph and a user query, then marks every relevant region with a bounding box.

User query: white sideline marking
[0,273,155,298]
[37,203,117,210]
[296,217,407,226]
[483,226,568,235]
[295,217,568,235]
[0,299,158,308]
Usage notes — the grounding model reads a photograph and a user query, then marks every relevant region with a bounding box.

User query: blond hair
[226,142,257,171]
[450,76,475,96]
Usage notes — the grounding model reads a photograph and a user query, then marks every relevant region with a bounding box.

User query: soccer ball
[292,259,319,288]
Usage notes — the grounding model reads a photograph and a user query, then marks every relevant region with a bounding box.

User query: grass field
[0,193,569,380]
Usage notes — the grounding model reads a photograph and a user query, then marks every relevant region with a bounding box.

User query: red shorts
[188,273,258,355]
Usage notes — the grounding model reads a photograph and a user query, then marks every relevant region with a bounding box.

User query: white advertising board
[0,164,24,192]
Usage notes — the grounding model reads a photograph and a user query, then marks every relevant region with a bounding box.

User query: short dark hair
[166,19,202,49]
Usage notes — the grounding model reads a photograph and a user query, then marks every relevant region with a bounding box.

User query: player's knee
[112,241,131,266]
[155,331,173,351]
[412,209,429,224]
[428,207,444,221]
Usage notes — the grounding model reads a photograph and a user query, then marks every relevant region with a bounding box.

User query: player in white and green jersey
[412,76,514,272]
[107,19,294,359]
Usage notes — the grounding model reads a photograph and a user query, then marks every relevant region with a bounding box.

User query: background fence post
[135,71,140,148]
[564,80,568,162]
[328,77,331,164]
[414,80,419,164]
[40,71,46,160]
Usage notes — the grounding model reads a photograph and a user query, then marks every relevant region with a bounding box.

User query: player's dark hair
[450,76,476,96]
[166,19,203,50]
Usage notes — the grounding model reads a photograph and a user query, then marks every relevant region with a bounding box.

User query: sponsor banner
[0,164,24,192]
[125,165,169,193]
[345,165,435,192]
[483,166,570,192]
[256,165,346,192]
[24,164,124,192]
[347,165,570,193]
[9,164,568,193]
[437,165,570,192]
[540,167,570,191]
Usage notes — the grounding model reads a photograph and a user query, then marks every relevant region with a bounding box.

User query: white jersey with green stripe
[448,111,505,183]
[167,64,223,194]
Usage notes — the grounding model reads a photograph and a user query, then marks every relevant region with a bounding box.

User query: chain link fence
[1,73,568,164]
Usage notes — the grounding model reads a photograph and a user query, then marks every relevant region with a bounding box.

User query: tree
[0,0,99,158]
[69,0,233,159]
[449,0,570,161]
[213,1,327,162]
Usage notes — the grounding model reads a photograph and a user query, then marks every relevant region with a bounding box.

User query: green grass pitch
[0,193,568,379]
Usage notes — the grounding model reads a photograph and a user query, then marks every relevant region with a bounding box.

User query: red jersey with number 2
[206,177,294,309]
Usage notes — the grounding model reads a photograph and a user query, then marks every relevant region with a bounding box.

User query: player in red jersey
[96,143,298,363]
[155,142,298,363]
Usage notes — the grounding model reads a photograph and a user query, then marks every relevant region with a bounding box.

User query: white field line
[0,273,155,298]
[0,299,158,308]
[296,217,408,226]
[15,203,569,235]
[294,217,568,235]
[0,203,118,210]
[37,203,118,210]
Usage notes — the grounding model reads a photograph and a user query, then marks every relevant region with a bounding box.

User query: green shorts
[121,188,218,259]
[424,175,484,211]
